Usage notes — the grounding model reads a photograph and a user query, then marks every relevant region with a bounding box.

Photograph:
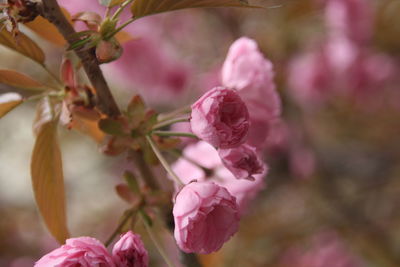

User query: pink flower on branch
[219,144,266,181]
[190,87,250,149]
[112,231,149,267]
[221,37,281,148]
[35,237,115,267]
[172,141,267,214]
[324,0,373,44]
[173,181,240,254]
[222,37,274,92]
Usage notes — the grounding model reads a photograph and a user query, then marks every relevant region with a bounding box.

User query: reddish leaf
[0,69,49,91]
[131,0,254,19]
[31,117,70,243]
[33,97,60,135]
[115,31,134,44]
[115,184,140,204]
[0,92,22,118]
[0,28,45,64]
[25,8,72,47]
[60,58,76,88]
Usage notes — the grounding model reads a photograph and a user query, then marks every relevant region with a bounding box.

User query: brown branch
[31,0,120,117]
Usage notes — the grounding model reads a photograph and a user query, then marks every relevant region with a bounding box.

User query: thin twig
[140,211,176,267]
[33,0,121,117]
[146,135,184,187]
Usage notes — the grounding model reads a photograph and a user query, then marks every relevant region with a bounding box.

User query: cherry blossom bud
[112,231,149,267]
[35,237,115,267]
[222,37,274,92]
[219,144,266,181]
[173,181,240,254]
[190,87,250,149]
[96,38,123,64]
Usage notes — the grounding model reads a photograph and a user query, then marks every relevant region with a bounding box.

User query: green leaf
[139,209,153,227]
[123,171,140,194]
[31,112,70,243]
[130,0,253,18]
[0,92,23,118]
[98,118,125,135]
[0,69,49,91]
[0,28,45,64]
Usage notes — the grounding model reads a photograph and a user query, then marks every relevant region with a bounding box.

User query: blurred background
[0,0,400,266]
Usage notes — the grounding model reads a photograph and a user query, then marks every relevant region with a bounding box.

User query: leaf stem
[140,211,176,267]
[111,0,135,21]
[104,6,112,18]
[145,135,184,187]
[152,131,198,139]
[106,17,136,39]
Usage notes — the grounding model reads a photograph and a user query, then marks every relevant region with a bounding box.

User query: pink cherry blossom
[324,0,373,44]
[103,38,190,106]
[221,37,281,148]
[218,144,266,181]
[280,231,364,267]
[35,237,115,267]
[112,231,148,267]
[221,37,280,117]
[172,141,266,213]
[190,87,250,149]
[289,35,395,108]
[222,37,274,93]
[173,181,239,254]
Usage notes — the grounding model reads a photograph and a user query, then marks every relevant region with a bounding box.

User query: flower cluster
[289,0,395,108]
[171,37,281,254]
[35,232,148,267]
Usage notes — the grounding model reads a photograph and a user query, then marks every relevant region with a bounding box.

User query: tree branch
[31,0,121,117]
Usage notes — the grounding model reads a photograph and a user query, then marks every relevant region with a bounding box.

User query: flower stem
[140,211,176,267]
[158,105,191,122]
[145,135,184,187]
[168,149,214,177]
[105,208,136,247]
[152,131,198,139]
[152,117,190,130]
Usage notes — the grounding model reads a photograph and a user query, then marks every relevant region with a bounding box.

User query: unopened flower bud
[96,38,123,64]
[190,87,250,149]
